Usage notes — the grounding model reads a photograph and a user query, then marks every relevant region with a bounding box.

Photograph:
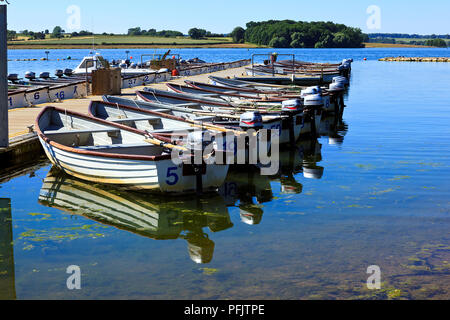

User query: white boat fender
[239,111,263,130]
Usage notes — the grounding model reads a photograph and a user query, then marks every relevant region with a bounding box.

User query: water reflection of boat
[319,114,349,146]
[218,138,324,223]
[38,169,232,264]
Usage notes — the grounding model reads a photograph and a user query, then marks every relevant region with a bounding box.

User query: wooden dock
[7,65,248,139]
[1,66,249,174]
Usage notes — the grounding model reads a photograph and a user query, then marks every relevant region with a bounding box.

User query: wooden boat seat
[150,108,171,113]
[44,128,121,136]
[109,116,161,123]
[77,143,151,151]
[175,102,202,108]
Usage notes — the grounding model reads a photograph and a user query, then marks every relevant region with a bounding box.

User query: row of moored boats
[36,59,352,195]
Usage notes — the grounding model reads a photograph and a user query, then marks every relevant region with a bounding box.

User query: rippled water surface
[1,48,449,299]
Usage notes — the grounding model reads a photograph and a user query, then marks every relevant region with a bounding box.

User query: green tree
[426,38,447,47]
[7,30,17,41]
[269,36,289,48]
[127,27,142,36]
[231,27,245,43]
[188,28,207,39]
[51,26,65,38]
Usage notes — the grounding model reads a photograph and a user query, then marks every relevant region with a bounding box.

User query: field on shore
[8,35,263,49]
[8,34,438,49]
[363,42,433,48]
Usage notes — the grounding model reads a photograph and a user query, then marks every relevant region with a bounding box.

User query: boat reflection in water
[38,132,326,263]
[38,169,233,264]
[219,138,324,224]
[319,114,349,146]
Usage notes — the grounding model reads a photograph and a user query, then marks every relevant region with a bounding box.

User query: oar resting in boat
[36,106,230,194]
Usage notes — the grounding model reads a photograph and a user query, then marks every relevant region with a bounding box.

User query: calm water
[1,48,449,300]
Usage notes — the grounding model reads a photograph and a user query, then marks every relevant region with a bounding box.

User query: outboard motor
[7,74,19,82]
[328,82,345,92]
[281,99,303,112]
[332,76,349,85]
[282,99,303,145]
[186,130,215,195]
[25,71,36,80]
[119,63,128,69]
[239,111,263,130]
[39,72,50,79]
[64,69,73,77]
[300,86,322,98]
[304,94,324,107]
[129,63,137,69]
[303,94,324,138]
[55,69,64,78]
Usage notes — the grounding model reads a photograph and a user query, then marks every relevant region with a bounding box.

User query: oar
[144,132,189,152]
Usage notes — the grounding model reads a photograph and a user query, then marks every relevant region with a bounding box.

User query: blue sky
[5,0,450,35]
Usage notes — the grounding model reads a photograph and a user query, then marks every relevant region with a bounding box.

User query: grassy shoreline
[7,38,435,50]
[7,43,262,49]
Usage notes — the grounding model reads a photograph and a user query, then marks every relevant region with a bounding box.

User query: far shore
[7,42,436,50]
[7,43,263,50]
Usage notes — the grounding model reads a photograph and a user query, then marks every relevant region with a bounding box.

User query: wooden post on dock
[0,5,8,148]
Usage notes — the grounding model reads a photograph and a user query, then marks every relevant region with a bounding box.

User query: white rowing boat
[36,106,229,193]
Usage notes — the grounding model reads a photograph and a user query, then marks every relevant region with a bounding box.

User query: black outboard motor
[25,71,36,80]
[39,72,50,79]
[7,74,19,83]
[64,69,73,77]
[55,69,64,78]
[281,99,303,146]
[186,131,215,195]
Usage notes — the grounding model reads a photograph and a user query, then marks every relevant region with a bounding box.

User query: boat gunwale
[36,106,173,161]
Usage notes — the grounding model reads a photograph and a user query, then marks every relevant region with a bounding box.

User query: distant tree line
[230,20,366,48]
[187,28,226,39]
[368,35,448,47]
[70,30,94,37]
[127,27,183,37]
[368,33,450,39]
[424,39,448,47]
